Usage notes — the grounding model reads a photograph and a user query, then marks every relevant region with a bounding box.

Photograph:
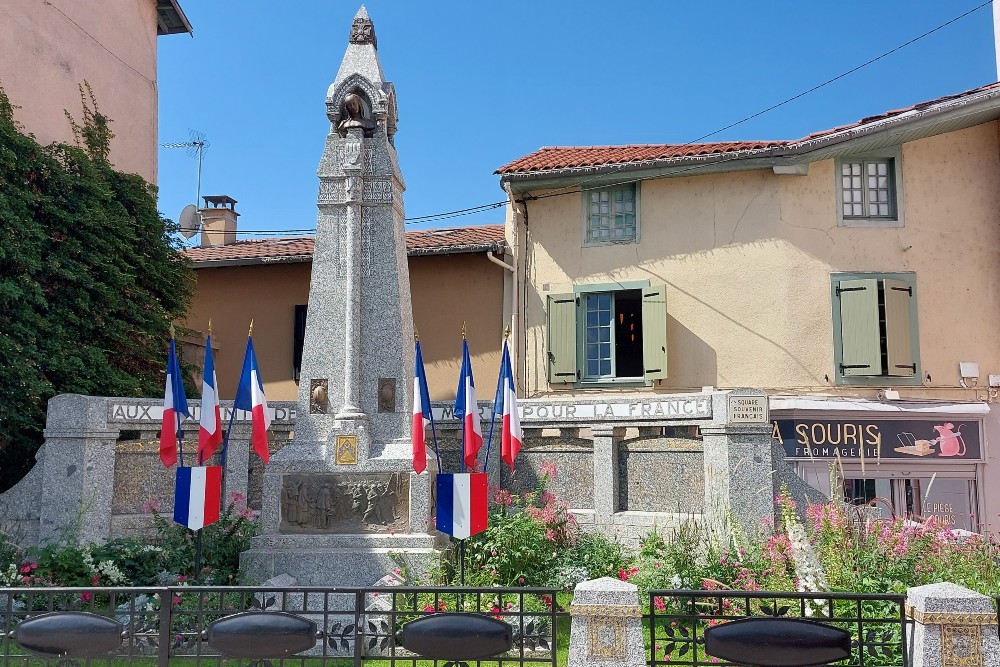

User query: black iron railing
[647,589,909,667]
[0,586,563,667]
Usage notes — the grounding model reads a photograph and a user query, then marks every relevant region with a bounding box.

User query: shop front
[770,398,988,533]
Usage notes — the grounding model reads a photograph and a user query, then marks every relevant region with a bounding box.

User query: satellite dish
[178,204,200,239]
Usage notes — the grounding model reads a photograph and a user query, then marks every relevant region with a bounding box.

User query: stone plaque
[378,378,396,412]
[941,625,982,666]
[336,434,358,465]
[279,473,409,534]
[587,615,626,659]
[310,379,328,414]
[727,389,768,424]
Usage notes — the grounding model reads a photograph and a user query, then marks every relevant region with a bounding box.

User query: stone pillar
[701,390,774,540]
[38,394,120,544]
[569,577,644,667]
[906,582,999,667]
[592,427,622,519]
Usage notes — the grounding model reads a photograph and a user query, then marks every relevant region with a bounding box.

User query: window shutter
[882,278,915,376]
[547,293,577,383]
[641,285,668,380]
[837,279,881,376]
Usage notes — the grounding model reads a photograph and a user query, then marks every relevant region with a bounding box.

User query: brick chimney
[200,195,239,247]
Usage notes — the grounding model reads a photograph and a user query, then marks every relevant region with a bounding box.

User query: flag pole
[460,323,467,473]
[220,320,253,506]
[416,332,443,471]
[483,329,509,470]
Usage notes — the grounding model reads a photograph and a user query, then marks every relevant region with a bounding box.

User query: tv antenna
[161,129,210,211]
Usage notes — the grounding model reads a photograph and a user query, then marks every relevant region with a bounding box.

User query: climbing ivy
[0,84,194,491]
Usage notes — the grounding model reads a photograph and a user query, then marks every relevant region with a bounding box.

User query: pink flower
[142,498,161,513]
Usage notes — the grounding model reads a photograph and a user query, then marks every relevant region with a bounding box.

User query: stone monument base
[240,533,447,587]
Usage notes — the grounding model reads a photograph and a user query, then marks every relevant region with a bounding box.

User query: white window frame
[582,182,640,246]
[836,147,904,228]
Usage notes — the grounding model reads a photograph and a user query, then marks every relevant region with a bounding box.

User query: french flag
[412,340,433,474]
[234,336,271,463]
[159,338,189,467]
[173,465,222,530]
[454,338,482,470]
[499,340,522,472]
[197,336,223,465]
[436,473,487,539]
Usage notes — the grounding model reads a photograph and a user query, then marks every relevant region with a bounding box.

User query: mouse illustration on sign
[933,423,967,457]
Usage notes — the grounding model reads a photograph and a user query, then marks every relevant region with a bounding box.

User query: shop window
[293,304,307,382]
[832,272,920,385]
[836,148,903,227]
[546,284,667,385]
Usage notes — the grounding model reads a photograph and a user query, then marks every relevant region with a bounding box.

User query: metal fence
[647,589,909,667]
[0,586,563,667]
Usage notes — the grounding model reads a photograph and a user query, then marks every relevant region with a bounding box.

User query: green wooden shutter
[837,278,881,376]
[547,293,577,383]
[641,285,668,380]
[882,278,915,376]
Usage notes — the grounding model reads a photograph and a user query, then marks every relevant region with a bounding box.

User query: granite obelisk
[241,7,441,587]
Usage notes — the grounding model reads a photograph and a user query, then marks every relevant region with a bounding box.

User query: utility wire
[180,0,992,239]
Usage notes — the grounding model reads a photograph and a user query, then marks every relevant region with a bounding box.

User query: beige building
[182,207,508,402]
[0,0,191,182]
[498,81,1000,533]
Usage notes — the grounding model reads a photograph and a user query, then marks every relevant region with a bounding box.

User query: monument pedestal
[241,7,444,587]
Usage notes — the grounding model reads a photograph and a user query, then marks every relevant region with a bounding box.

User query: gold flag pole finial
[208,319,212,337]
[170,323,176,339]
[249,319,254,336]
[462,321,467,340]
[503,325,511,340]
[414,328,420,342]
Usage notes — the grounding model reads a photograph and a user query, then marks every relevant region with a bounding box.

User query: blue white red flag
[453,338,482,470]
[499,341,522,472]
[412,340,433,474]
[173,465,222,530]
[435,473,488,539]
[234,336,271,463]
[198,336,223,464]
[160,338,189,467]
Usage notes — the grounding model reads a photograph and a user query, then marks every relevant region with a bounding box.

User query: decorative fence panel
[647,589,909,667]
[0,586,562,667]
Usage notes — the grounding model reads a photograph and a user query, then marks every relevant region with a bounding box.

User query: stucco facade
[0,0,190,183]
[499,83,1000,534]
[182,229,508,403]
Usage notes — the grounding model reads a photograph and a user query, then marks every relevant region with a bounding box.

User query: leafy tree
[0,84,194,491]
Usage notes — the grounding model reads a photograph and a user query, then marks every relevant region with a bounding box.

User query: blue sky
[157,1,998,238]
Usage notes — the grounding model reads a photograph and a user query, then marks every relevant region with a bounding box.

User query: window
[832,273,919,384]
[585,183,638,244]
[836,149,903,227]
[293,304,307,382]
[546,283,667,384]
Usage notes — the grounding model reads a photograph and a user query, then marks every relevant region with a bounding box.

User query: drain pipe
[485,248,516,375]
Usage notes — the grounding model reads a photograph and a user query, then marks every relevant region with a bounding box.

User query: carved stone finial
[349,6,377,49]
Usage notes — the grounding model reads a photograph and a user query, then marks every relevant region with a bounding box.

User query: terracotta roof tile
[183,225,506,264]
[497,81,1000,175]
[495,142,787,174]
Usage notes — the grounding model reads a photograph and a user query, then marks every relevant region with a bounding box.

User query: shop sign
[773,417,982,461]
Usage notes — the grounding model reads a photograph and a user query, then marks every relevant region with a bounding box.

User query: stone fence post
[569,577,644,667]
[906,582,999,666]
[38,394,119,544]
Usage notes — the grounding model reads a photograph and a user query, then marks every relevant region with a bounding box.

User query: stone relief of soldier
[281,474,402,530]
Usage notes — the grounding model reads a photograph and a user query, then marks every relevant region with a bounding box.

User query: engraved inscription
[378,378,396,413]
[361,208,375,277]
[279,473,409,534]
